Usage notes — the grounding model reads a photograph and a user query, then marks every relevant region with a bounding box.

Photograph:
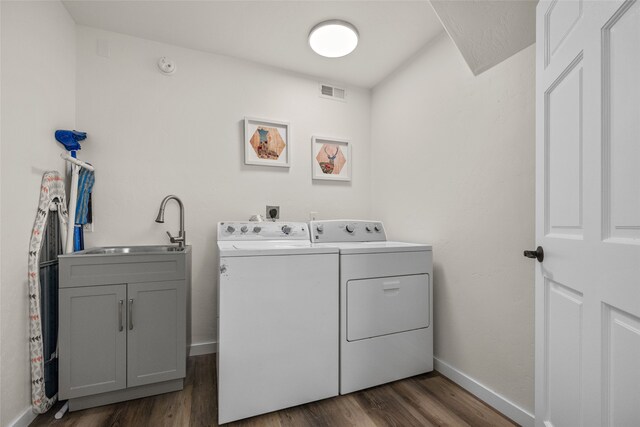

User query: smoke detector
[157,57,176,75]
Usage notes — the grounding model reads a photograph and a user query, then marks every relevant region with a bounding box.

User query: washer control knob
[374,225,381,232]
[253,226,262,233]
[240,226,248,233]
[346,224,355,233]
[226,225,235,233]
[316,224,324,233]
[282,225,292,235]
[365,226,372,232]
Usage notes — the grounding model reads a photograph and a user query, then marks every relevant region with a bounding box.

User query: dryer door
[347,273,430,341]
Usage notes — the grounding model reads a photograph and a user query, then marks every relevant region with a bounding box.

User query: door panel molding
[601,0,640,242]
[601,303,640,426]
[543,278,583,427]
[544,0,584,68]
[544,52,584,238]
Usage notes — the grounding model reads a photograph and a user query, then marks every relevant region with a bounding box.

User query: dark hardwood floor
[31,354,518,427]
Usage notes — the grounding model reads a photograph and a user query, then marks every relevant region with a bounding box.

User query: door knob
[524,246,544,262]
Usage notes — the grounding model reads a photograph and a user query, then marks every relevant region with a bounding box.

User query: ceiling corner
[429,0,537,76]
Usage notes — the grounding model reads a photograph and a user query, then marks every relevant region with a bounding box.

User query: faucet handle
[166,230,184,244]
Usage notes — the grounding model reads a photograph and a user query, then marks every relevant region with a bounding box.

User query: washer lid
[314,241,432,255]
[218,240,338,257]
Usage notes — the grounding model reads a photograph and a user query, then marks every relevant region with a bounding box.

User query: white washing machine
[310,220,433,394]
[217,221,339,424]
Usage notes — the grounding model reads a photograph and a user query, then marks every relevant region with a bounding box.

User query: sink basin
[77,245,185,255]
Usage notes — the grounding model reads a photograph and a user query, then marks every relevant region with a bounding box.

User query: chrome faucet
[155,195,186,248]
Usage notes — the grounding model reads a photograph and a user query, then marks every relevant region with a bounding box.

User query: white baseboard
[189,340,217,356]
[434,357,534,427]
[8,406,37,427]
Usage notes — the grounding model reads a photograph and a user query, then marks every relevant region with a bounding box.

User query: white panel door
[535,1,640,426]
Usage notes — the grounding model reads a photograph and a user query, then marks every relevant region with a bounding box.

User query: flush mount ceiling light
[309,20,359,58]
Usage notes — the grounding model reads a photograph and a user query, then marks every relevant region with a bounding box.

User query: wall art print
[244,117,290,167]
[312,136,351,181]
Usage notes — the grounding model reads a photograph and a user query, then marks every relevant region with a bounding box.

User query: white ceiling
[430,0,536,75]
[62,0,445,88]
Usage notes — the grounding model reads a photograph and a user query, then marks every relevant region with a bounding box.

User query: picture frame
[311,136,351,181]
[244,117,290,168]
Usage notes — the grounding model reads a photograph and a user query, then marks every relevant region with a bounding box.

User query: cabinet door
[127,281,186,387]
[59,284,127,399]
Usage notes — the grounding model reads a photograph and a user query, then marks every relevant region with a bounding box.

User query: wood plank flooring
[31,354,518,427]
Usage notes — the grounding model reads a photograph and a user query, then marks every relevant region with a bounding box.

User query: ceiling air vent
[320,83,346,102]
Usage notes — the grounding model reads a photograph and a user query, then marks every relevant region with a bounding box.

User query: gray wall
[1,1,76,424]
[371,33,536,412]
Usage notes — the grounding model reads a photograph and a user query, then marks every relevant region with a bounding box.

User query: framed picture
[312,136,351,181]
[244,117,290,167]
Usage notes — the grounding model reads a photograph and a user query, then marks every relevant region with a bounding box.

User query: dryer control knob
[365,226,372,232]
[240,226,248,233]
[374,225,381,232]
[282,225,292,235]
[253,226,262,233]
[346,224,355,233]
[226,225,235,233]
[316,224,324,233]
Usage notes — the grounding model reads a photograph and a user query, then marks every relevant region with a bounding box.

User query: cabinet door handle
[128,298,134,330]
[118,299,124,332]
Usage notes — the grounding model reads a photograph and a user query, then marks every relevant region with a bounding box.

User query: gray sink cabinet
[58,246,191,411]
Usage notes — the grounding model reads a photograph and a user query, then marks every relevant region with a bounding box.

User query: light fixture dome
[309,20,359,58]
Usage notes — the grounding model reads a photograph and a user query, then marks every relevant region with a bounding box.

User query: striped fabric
[74,167,94,224]
[28,171,68,414]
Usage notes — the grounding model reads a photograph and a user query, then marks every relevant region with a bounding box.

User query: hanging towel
[28,171,68,414]
[75,167,94,224]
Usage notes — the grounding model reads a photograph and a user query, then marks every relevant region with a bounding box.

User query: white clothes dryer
[310,220,433,394]
[217,221,339,424]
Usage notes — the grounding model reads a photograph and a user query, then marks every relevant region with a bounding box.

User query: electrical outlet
[83,223,94,232]
[266,205,280,220]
